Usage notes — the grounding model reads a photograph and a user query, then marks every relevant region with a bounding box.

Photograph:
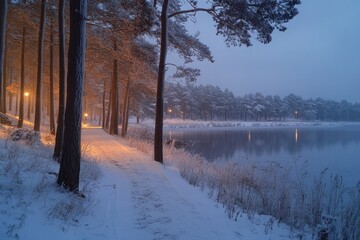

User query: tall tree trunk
[105,88,111,130]
[154,0,169,163]
[31,95,34,113]
[0,0,7,113]
[44,86,49,116]
[34,0,47,131]
[83,95,87,119]
[101,79,105,129]
[15,91,18,115]
[109,39,118,135]
[121,75,130,137]
[124,94,130,135]
[27,94,30,119]
[90,106,93,122]
[8,69,12,111]
[17,27,26,128]
[57,0,87,192]
[8,93,12,111]
[1,33,7,113]
[49,18,55,134]
[53,0,66,160]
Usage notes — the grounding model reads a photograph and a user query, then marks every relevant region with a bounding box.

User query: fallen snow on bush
[0,128,101,240]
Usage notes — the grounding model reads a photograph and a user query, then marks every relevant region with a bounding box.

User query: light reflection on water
[165,126,360,187]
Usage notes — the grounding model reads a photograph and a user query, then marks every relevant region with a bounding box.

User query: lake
[165,125,360,187]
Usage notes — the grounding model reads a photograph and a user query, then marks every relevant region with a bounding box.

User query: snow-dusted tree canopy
[168,0,301,46]
[156,82,360,122]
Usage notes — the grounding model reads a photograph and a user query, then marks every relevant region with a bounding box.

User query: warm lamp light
[24,92,29,97]
[84,113,88,117]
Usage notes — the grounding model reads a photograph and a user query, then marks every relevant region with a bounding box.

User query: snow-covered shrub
[163,144,360,238]
[9,128,41,146]
[33,175,55,197]
[47,190,97,223]
[81,140,93,159]
[126,126,153,141]
[79,140,101,187]
[80,158,101,191]
[41,133,55,146]
[0,113,12,125]
[337,181,360,240]
[316,215,340,240]
[0,127,101,235]
[121,126,154,154]
[308,170,327,227]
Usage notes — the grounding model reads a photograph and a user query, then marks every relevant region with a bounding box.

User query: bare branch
[168,7,214,18]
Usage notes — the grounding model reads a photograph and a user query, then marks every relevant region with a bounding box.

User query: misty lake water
[165,125,360,187]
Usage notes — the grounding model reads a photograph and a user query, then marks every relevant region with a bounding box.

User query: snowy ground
[0,126,303,240]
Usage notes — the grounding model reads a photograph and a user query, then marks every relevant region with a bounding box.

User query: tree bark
[105,88,111,130]
[0,0,7,113]
[57,0,87,192]
[27,94,30,119]
[121,75,130,137]
[53,0,66,160]
[17,27,26,128]
[109,39,118,135]
[49,18,55,134]
[34,0,47,131]
[8,69,12,111]
[124,94,130,135]
[1,33,7,114]
[154,0,169,163]
[15,91,18,115]
[102,79,106,129]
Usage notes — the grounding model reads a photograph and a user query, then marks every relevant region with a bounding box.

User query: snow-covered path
[80,128,294,240]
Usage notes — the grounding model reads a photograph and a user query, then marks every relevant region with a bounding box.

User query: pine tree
[0,0,8,113]
[34,0,47,131]
[57,0,87,192]
[53,0,66,161]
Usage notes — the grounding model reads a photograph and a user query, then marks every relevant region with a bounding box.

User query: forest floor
[0,126,302,240]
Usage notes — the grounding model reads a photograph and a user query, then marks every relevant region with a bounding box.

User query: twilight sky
[168,0,360,103]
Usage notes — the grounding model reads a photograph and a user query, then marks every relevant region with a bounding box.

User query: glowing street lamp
[83,113,88,126]
[294,111,299,119]
[24,92,30,119]
[168,108,172,119]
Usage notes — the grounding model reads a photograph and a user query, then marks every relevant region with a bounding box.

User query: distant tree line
[152,82,360,122]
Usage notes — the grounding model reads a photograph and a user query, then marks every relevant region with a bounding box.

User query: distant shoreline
[149,119,360,130]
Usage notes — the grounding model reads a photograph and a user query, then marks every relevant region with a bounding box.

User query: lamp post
[294,111,298,119]
[24,92,30,119]
[168,108,172,119]
[84,113,88,125]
